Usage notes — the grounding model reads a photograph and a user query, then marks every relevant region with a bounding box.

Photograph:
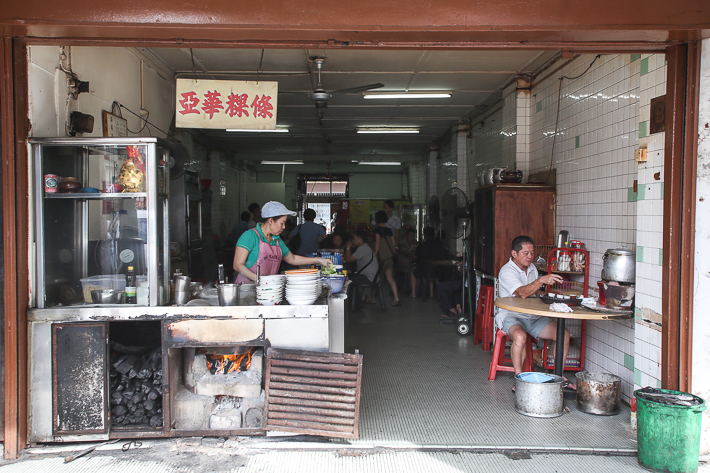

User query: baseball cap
[261,201,297,218]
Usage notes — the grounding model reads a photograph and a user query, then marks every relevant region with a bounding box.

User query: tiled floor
[345,295,637,452]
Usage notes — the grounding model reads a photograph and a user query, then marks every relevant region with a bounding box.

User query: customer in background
[371,200,402,242]
[290,208,326,255]
[343,230,379,307]
[414,226,446,299]
[436,261,463,318]
[320,232,346,250]
[228,211,251,248]
[496,235,570,386]
[374,210,400,306]
[247,202,261,229]
[397,228,419,298]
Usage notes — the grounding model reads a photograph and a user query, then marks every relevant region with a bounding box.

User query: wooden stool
[487,328,534,380]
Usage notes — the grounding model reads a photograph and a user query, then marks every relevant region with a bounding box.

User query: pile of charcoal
[109,345,163,428]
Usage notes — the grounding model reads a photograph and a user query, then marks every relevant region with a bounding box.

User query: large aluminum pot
[601,248,636,283]
[477,171,487,187]
[575,371,621,415]
[514,373,565,418]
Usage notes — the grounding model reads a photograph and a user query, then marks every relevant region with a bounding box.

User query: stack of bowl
[256,275,286,305]
[285,269,322,305]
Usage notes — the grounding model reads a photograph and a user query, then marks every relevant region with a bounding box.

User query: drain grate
[264,348,363,439]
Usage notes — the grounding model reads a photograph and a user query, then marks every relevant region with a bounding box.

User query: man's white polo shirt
[495,258,540,329]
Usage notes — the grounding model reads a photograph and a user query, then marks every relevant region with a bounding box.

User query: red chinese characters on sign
[178,92,200,115]
[226,93,250,118]
[251,94,274,119]
[178,90,273,120]
[201,90,224,119]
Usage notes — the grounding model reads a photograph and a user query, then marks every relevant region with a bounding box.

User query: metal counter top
[28,299,330,322]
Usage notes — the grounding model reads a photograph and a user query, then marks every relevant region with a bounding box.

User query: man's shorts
[501,315,553,339]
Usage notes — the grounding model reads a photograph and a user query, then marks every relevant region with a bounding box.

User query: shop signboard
[175,79,278,130]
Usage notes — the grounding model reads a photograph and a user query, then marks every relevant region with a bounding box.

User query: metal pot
[492,167,506,183]
[485,168,495,185]
[477,171,487,187]
[514,373,565,418]
[575,371,621,415]
[601,248,636,283]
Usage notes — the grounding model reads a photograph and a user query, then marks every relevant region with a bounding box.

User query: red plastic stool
[487,328,534,380]
[474,285,495,350]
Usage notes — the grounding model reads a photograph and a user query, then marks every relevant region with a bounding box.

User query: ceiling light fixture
[362,92,452,99]
[260,160,304,165]
[356,127,419,134]
[357,161,402,166]
[226,127,289,133]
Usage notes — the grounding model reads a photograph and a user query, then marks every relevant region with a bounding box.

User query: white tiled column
[456,122,470,195]
[427,146,438,200]
[515,76,532,177]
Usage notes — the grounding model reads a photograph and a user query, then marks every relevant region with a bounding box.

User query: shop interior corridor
[344,294,637,452]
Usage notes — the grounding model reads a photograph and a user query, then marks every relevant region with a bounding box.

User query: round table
[494,296,633,376]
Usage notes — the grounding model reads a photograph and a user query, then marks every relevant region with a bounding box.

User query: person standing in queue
[247,202,262,229]
[233,201,331,283]
[374,210,401,306]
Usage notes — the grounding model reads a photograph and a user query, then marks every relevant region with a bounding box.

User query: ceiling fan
[307,57,385,108]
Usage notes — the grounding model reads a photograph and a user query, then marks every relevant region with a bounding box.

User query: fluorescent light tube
[357,161,402,166]
[226,127,289,133]
[363,92,452,99]
[356,127,419,134]
[260,160,304,165]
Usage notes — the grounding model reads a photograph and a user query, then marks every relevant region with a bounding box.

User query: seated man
[495,235,570,387]
[343,230,380,307]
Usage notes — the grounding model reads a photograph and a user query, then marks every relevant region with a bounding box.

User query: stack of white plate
[285,269,322,305]
[256,275,286,305]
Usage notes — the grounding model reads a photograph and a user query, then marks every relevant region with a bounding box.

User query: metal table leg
[554,318,566,377]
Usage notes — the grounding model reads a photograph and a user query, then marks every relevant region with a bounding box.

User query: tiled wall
[466,86,518,190]
[633,54,667,390]
[527,53,665,400]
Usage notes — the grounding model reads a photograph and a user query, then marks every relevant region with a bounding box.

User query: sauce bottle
[125,266,137,304]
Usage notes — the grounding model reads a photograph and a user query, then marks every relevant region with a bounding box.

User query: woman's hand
[314,257,331,267]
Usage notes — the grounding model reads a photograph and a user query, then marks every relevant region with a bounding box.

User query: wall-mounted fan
[440,187,470,241]
[306,57,385,109]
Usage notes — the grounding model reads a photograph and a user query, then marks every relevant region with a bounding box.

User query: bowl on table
[90,289,125,304]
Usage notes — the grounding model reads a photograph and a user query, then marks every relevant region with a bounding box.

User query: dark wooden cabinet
[473,184,555,277]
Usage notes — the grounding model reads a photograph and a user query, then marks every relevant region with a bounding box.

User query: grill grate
[264,348,363,439]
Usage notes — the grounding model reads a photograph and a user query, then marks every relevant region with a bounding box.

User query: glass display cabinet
[31,137,170,307]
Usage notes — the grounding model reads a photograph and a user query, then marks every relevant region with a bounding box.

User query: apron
[235,228,283,284]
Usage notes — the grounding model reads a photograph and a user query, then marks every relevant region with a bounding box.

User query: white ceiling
[141,47,558,163]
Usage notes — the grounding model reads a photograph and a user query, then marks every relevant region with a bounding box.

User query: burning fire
[207,348,254,375]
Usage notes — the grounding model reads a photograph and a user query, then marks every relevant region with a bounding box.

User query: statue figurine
[118,145,146,192]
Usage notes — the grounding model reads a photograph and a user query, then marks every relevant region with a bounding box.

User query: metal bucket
[575,371,621,415]
[514,373,565,418]
[217,284,239,306]
[239,283,256,305]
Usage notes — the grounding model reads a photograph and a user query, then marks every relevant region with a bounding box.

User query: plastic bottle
[125,266,137,304]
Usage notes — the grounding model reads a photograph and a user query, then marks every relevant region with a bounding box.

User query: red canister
[44,174,58,193]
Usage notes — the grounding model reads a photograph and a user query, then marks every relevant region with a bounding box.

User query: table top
[494,296,634,320]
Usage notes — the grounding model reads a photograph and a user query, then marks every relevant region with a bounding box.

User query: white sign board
[175,79,278,130]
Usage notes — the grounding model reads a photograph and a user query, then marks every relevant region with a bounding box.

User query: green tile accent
[624,353,635,370]
[637,185,646,200]
[640,57,650,76]
[635,307,643,321]
[659,249,663,266]
[631,54,641,63]
[661,182,664,199]
[634,368,642,386]
[657,379,662,388]
[536,101,542,113]
[636,247,644,262]
[575,136,580,148]
[639,121,648,139]
[628,187,638,202]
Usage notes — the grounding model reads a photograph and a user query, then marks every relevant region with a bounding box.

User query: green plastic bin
[634,388,706,473]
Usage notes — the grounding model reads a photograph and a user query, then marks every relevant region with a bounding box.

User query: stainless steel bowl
[90,289,125,304]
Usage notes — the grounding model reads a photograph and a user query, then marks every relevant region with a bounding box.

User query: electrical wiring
[543,55,601,185]
[113,102,169,136]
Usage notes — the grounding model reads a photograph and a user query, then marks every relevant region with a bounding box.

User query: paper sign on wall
[175,79,278,130]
